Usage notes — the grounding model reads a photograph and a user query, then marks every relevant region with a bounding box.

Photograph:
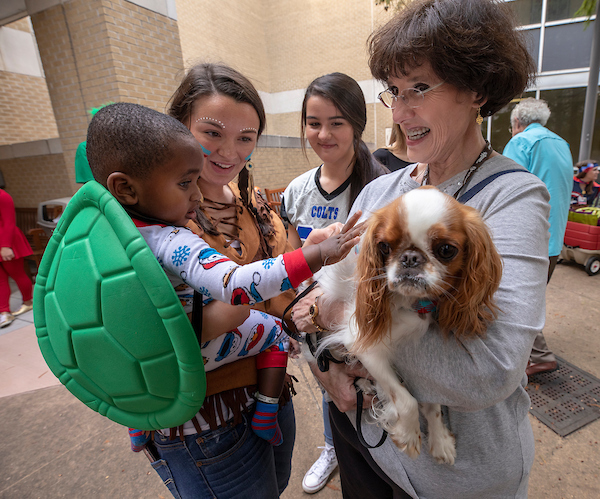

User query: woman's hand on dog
[309,361,374,413]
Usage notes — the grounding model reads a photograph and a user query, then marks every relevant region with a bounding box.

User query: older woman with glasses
[291,1,550,498]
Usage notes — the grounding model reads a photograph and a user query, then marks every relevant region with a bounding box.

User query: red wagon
[560,221,600,275]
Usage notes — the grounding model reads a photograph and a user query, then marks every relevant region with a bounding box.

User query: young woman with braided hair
[139,62,299,498]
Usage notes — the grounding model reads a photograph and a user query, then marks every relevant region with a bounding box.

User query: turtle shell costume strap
[33,181,206,431]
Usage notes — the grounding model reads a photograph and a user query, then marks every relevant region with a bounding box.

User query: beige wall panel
[3,0,394,204]
[0,72,59,146]
[175,0,269,91]
[374,104,395,150]
[175,0,390,94]
[0,154,72,207]
[265,112,302,138]
[5,18,32,32]
[263,0,388,92]
[252,146,321,191]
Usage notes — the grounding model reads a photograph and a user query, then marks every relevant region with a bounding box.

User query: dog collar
[412,299,437,315]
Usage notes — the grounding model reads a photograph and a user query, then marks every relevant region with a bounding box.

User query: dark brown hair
[368,0,536,117]
[168,63,272,241]
[301,73,387,211]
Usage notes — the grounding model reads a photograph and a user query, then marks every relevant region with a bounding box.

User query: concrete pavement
[0,261,598,498]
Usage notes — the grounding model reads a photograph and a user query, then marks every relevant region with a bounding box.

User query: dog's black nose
[401,250,425,268]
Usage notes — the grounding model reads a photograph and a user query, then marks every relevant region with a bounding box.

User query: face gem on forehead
[196,117,225,128]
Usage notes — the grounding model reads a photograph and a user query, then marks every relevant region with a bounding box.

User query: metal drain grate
[525,356,600,436]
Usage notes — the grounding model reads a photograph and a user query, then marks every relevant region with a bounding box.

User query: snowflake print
[262,258,276,270]
[171,245,191,266]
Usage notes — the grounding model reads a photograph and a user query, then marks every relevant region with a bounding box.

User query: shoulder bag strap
[457,168,530,204]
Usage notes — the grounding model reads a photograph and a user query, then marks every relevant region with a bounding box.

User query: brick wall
[175,0,392,150]
[1,154,72,208]
[0,71,59,146]
[1,0,394,203]
[253,145,321,192]
[28,0,184,195]
[175,0,269,91]
[0,19,58,146]
[261,0,381,93]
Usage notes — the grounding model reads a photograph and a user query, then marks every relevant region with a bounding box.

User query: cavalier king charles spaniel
[312,186,502,465]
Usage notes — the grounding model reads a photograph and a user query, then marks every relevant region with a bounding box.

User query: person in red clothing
[0,188,33,327]
[571,160,599,207]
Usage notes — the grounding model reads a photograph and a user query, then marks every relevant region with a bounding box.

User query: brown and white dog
[313,186,502,464]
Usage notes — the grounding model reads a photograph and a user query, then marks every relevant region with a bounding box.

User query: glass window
[546,0,582,22]
[495,89,600,162]
[540,87,600,161]
[506,0,543,26]
[521,28,541,68]
[542,22,595,71]
[494,92,535,153]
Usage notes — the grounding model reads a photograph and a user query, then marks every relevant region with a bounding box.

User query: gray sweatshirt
[347,155,550,498]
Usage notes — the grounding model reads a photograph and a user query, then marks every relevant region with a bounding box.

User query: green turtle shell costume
[34,181,206,430]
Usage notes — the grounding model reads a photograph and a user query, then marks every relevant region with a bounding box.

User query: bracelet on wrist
[254,391,280,405]
[309,293,330,333]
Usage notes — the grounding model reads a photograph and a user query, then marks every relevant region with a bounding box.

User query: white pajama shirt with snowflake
[135,222,309,370]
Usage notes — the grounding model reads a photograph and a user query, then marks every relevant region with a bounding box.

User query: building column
[29,0,184,193]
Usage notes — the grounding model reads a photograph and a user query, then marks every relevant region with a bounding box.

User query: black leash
[354,379,388,448]
[281,281,318,342]
[305,331,345,373]
[281,280,345,372]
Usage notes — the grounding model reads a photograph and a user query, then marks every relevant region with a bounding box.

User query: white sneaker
[0,312,15,328]
[302,445,338,494]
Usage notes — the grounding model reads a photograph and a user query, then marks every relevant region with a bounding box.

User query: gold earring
[476,108,484,126]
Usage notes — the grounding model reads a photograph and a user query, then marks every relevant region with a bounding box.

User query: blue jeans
[322,394,334,446]
[150,401,296,499]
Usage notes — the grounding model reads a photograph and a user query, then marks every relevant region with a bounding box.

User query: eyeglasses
[378,82,444,109]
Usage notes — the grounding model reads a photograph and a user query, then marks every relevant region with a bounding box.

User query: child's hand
[318,211,364,266]
[1,247,14,261]
[288,337,302,359]
[301,212,364,273]
[303,223,344,247]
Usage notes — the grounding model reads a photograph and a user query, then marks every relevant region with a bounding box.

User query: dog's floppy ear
[353,213,392,352]
[438,205,502,338]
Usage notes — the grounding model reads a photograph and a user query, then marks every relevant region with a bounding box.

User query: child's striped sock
[128,428,150,452]
[251,400,283,446]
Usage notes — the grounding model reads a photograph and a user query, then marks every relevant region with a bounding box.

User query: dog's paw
[355,377,377,396]
[390,426,422,459]
[429,428,456,465]
[387,414,422,459]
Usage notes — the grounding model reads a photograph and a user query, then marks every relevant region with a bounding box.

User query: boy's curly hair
[87,102,195,187]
